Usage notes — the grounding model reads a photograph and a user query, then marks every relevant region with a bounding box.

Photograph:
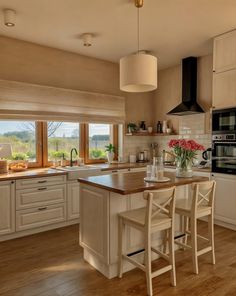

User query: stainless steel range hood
[167,57,204,116]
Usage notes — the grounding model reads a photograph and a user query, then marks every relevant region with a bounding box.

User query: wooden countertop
[78,171,209,195]
[0,168,67,181]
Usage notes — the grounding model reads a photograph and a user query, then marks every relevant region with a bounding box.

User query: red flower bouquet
[168,139,205,177]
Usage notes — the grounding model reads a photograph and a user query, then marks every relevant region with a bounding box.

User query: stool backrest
[191,180,216,214]
[144,187,176,229]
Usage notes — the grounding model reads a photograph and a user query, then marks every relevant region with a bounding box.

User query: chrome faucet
[70,148,78,167]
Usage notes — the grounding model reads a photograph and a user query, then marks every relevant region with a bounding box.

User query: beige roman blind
[0,79,125,123]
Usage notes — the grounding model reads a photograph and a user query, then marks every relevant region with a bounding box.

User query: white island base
[79,183,188,279]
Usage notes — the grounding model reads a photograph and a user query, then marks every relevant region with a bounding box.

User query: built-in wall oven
[212,133,236,174]
[212,108,236,175]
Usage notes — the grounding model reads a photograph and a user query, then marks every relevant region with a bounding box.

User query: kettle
[202,148,212,160]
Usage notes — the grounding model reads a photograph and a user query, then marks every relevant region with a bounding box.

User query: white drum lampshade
[120,53,158,92]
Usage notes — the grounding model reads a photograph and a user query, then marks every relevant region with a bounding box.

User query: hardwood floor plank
[0,221,235,296]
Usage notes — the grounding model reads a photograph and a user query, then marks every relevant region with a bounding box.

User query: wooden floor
[0,222,236,296]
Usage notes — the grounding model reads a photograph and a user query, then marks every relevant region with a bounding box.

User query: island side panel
[80,184,110,265]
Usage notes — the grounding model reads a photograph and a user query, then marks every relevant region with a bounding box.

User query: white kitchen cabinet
[67,181,80,220]
[0,181,15,235]
[211,173,236,230]
[212,70,236,109]
[213,30,236,73]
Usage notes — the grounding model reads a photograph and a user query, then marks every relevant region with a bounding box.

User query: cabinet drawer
[16,175,66,189]
[16,203,66,231]
[16,184,66,210]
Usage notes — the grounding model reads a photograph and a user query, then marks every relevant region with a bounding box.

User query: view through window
[88,124,112,159]
[0,121,37,162]
[47,122,80,161]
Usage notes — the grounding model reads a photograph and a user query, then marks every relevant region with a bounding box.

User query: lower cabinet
[0,181,15,235]
[211,173,236,228]
[67,181,80,220]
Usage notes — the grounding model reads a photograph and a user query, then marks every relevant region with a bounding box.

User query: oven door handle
[214,141,236,144]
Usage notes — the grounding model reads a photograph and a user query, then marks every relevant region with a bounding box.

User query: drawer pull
[38,187,47,191]
[38,207,47,211]
[38,180,47,184]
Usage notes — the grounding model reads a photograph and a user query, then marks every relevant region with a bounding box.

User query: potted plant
[168,139,205,177]
[127,123,138,134]
[105,144,116,163]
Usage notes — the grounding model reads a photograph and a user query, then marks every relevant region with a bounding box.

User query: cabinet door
[67,182,80,220]
[211,174,236,226]
[214,30,236,73]
[0,181,15,235]
[212,70,236,109]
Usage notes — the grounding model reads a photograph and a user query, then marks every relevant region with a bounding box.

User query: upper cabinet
[213,30,236,73]
[213,30,236,109]
[213,69,236,109]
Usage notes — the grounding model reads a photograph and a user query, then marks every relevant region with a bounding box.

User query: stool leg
[169,228,176,287]
[145,235,153,296]
[208,213,216,265]
[118,217,125,278]
[162,230,168,254]
[183,216,189,248]
[190,218,198,274]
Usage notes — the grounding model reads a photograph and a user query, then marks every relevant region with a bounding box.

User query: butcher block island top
[78,171,209,195]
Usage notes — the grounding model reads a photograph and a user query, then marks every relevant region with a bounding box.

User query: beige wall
[153,54,213,133]
[0,36,153,124]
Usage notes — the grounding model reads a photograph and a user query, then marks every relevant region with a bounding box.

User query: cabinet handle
[112,170,118,173]
[38,180,47,183]
[38,187,47,191]
[11,181,15,184]
[38,207,47,211]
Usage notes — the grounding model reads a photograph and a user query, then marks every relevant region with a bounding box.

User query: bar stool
[174,180,216,274]
[118,187,176,296]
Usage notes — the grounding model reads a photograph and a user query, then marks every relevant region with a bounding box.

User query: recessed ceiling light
[3,9,16,27]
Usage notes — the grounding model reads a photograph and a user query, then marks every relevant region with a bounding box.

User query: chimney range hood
[167,57,204,116]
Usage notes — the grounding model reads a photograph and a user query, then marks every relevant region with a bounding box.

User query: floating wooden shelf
[125,132,176,137]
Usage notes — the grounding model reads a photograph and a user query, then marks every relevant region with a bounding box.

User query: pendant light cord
[137,6,140,54]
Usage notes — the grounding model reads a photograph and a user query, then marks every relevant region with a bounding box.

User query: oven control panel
[212,134,235,141]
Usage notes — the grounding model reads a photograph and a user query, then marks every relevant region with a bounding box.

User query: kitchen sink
[58,165,97,171]
[55,165,102,180]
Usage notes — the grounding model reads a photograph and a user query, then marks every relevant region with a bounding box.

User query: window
[47,122,80,162]
[87,124,112,160]
[0,120,42,167]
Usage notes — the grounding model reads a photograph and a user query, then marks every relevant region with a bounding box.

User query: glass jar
[176,159,193,178]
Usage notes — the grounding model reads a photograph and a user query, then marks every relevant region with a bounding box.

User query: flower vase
[176,159,193,178]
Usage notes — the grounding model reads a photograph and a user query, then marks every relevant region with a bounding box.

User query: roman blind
[0,79,125,123]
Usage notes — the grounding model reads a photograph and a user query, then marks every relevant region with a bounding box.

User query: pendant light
[120,0,157,92]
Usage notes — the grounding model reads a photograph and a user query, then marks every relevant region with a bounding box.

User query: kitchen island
[78,171,208,279]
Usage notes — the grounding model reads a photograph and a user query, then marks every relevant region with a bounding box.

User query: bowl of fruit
[9,153,29,172]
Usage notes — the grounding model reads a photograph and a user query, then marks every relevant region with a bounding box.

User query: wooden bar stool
[174,180,216,274]
[118,187,177,296]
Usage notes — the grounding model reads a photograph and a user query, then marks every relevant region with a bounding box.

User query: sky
[0,121,110,137]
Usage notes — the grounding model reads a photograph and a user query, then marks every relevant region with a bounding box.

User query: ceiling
[0,0,236,69]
